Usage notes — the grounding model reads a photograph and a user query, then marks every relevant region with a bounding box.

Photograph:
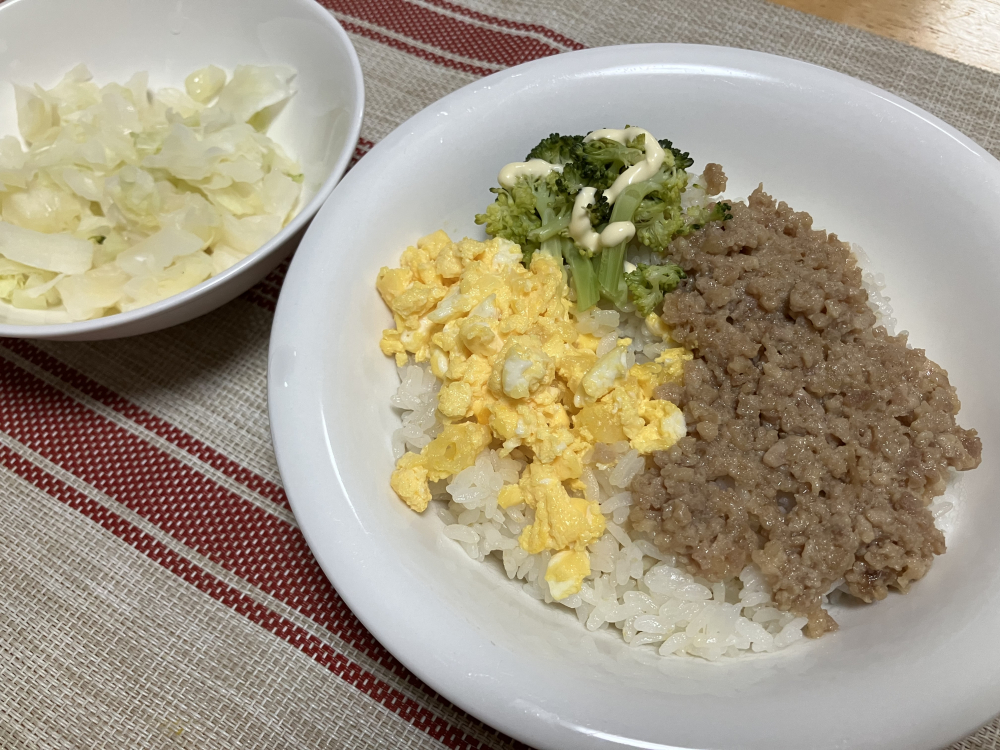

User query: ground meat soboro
[630,185,982,637]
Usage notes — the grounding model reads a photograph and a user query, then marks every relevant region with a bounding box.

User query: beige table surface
[1,1,999,749]
[772,0,1000,73]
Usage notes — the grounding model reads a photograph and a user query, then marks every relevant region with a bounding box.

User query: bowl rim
[0,0,365,339]
[269,42,1000,750]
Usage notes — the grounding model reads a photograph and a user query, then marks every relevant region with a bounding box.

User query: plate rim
[269,41,1000,750]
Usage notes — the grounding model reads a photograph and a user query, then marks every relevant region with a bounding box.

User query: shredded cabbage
[0,64,301,321]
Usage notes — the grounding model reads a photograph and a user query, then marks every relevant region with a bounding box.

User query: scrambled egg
[389,423,492,512]
[378,231,692,600]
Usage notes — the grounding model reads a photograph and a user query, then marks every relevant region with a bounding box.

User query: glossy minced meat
[631,184,982,637]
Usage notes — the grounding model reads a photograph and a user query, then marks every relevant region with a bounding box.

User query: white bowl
[0,0,363,340]
[269,44,1000,750]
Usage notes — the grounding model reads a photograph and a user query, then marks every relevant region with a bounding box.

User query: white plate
[0,0,363,339]
[269,44,1000,750]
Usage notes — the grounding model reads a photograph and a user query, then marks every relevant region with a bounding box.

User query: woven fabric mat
[1,1,998,748]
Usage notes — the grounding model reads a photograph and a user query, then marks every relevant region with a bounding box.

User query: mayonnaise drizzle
[498,159,563,188]
[502,128,667,254]
[600,221,636,247]
[569,187,602,254]
[583,127,665,204]
[569,191,639,253]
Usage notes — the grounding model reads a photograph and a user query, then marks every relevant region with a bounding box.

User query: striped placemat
[2,1,998,748]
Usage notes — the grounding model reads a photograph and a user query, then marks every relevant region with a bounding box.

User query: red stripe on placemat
[0,445,503,750]
[264,256,293,286]
[0,353,420,683]
[0,338,289,510]
[0,9,584,745]
[337,17,497,77]
[241,288,278,312]
[349,137,375,170]
[251,262,291,304]
[253,279,284,302]
[418,0,585,51]
[325,0,562,67]
[348,137,375,171]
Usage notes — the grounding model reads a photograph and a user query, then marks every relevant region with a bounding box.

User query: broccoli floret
[683,200,734,232]
[584,136,645,176]
[554,168,583,197]
[527,170,574,243]
[587,190,612,227]
[629,168,690,252]
[563,136,645,192]
[594,162,688,307]
[635,211,687,249]
[525,133,583,165]
[480,128,702,312]
[557,162,590,196]
[658,138,694,170]
[710,201,733,222]
[475,171,571,264]
[625,262,686,317]
[474,179,542,259]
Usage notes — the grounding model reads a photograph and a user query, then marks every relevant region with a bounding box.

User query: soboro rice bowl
[375,127,981,661]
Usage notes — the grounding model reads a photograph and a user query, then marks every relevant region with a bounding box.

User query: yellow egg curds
[379,231,693,600]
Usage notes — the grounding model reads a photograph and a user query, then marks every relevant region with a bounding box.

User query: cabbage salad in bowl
[0,64,302,322]
[375,127,981,660]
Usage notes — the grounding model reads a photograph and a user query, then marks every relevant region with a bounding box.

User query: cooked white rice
[853,242,897,336]
[390,310,811,661]
[387,189,925,661]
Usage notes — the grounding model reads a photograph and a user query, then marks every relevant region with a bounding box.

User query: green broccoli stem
[538,237,563,259]
[530,179,573,244]
[562,239,600,311]
[611,181,659,220]
[530,214,572,243]
[597,181,658,307]
[597,242,628,307]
